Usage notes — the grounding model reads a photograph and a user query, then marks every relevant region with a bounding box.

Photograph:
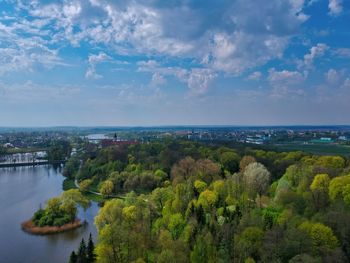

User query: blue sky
[0,0,349,126]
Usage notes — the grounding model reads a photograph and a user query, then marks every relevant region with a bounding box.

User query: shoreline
[21,219,83,235]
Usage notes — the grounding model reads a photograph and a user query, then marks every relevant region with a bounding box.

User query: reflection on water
[0,151,47,165]
[0,165,99,263]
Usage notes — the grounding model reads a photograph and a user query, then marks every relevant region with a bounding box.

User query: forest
[65,140,350,262]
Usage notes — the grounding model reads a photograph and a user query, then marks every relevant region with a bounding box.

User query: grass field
[62,178,105,202]
[62,179,77,191]
[270,143,350,156]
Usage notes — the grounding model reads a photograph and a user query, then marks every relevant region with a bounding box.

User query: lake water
[0,165,99,263]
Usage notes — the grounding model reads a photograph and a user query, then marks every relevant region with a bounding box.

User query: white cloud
[247,71,262,80]
[325,69,340,84]
[0,20,65,75]
[187,69,217,96]
[0,81,81,102]
[300,43,329,71]
[150,73,166,87]
[341,78,350,89]
[333,48,350,58]
[270,85,305,99]
[268,68,305,98]
[2,0,310,77]
[138,60,216,96]
[268,68,305,85]
[328,0,343,16]
[85,52,111,79]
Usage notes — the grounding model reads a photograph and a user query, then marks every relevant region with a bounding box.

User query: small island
[22,189,90,235]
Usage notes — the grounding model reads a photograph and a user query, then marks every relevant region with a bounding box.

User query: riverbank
[21,219,83,235]
[63,179,104,202]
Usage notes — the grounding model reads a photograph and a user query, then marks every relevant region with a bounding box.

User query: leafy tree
[342,184,350,206]
[288,254,320,263]
[171,157,196,186]
[63,157,80,179]
[262,207,280,229]
[79,179,93,193]
[197,189,218,211]
[240,156,256,173]
[47,140,71,162]
[151,187,173,213]
[73,140,350,262]
[99,180,114,197]
[157,249,176,263]
[236,227,264,261]
[329,175,350,202]
[194,180,207,193]
[154,169,168,180]
[315,156,345,170]
[168,213,186,239]
[220,151,240,174]
[194,159,221,183]
[61,189,91,211]
[310,174,330,211]
[280,227,313,261]
[243,162,270,204]
[299,222,338,252]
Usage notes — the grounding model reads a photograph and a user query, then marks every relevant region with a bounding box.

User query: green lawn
[271,143,350,156]
[62,178,106,202]
[83,192,105,202]
[62,179,77,191]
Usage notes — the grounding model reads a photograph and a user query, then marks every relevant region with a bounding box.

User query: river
[0,165,99,263]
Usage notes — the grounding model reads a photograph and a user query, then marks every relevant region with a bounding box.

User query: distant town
[1,126,350,163]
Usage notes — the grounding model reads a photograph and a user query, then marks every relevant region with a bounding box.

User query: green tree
[155,169,168,180]
[194,180,207,193]
[299,222,338,252]
[168,213,186,240]
[329,175,350,202]
[151,187,173,213]
[79,179,93,193]
[197,189,218,211]
[240,155,256,173]
[77,238,88,263]
[342,184,350,205]
[87,233,96,262]
[236,227,264,261]
[288,254,320,263]
[243,162,270,205]
[100,180,114,197]
[61,189,91,211]
[69,251,78,263]
[220,151,240,174]
[310,174,330,211]
[63,157,80,179]
[46,197,61,216]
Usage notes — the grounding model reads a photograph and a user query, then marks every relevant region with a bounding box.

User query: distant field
[270,143,350,156]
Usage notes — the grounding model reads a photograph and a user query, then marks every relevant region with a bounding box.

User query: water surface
[0,166,98,263]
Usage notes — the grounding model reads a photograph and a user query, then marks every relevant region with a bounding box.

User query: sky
[0,0,349,126]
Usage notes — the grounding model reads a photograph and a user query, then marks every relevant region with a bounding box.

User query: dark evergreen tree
[196,204,205,225]
[69,251,77,263]
[87,233,96,262]
[77,238,87,263]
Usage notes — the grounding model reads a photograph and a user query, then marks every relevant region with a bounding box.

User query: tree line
[63,140,350,262]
